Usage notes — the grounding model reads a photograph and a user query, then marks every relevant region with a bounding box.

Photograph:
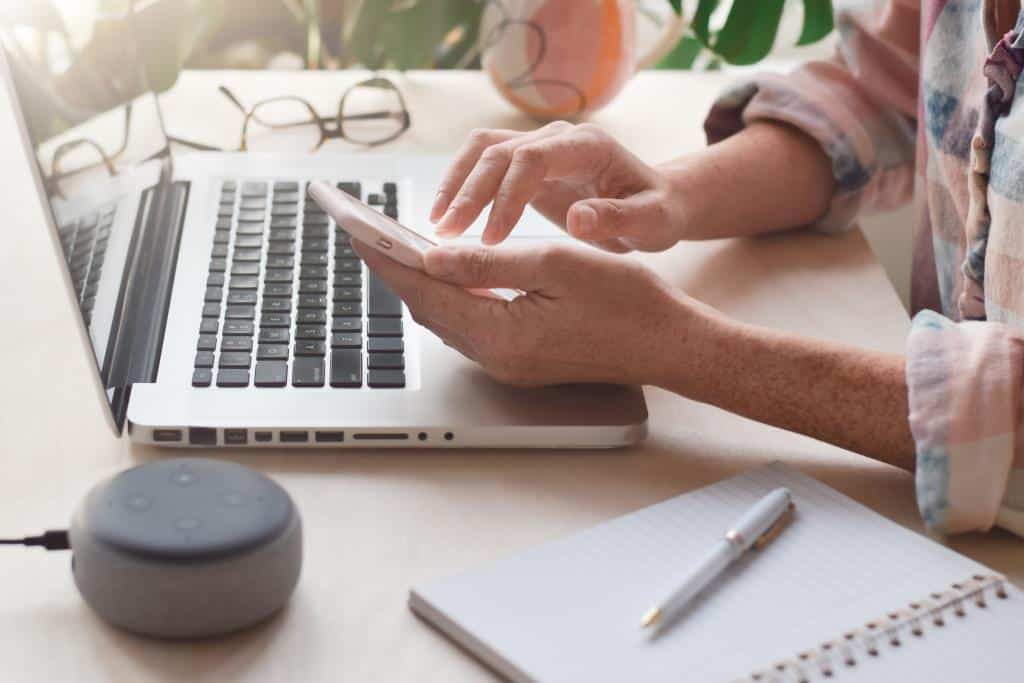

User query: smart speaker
[69,458,302,639]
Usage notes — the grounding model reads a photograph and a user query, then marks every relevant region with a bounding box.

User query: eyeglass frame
[218,76,412,152]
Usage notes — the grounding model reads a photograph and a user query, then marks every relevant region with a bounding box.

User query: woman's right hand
[430,121,690,253]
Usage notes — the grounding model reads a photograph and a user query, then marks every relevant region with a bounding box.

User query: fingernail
[573,205,597,236]
[425,247,457,278]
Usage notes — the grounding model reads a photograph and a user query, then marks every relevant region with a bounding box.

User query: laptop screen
[1,4,170,425]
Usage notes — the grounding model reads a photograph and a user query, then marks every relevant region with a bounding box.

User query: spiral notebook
[409,463,1022,682]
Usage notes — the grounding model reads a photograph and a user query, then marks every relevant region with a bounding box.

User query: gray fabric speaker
[69,458,302,639]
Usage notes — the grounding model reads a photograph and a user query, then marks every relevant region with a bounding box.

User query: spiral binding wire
[734,574,1010,683]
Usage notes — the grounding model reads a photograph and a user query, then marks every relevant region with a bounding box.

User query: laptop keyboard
[57,203,117,327]
[193,180,407,389]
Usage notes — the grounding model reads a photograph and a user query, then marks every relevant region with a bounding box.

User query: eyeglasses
[218,76,411,152]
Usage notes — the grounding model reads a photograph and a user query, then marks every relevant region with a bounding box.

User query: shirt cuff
[704,74,914,234]
[906,310,1022,536]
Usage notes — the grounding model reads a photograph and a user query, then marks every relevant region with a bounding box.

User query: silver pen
[641,487,795,631]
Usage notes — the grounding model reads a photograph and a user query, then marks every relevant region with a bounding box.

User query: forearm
[658,122,836,240]
[656,302,915,470]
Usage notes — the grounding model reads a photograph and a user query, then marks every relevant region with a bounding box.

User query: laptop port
[189,427,217,446]
[315,431,345,443]
[224,429,247,445]
[280,431,309,443]
[352,433,409,441]
[254,431,273,443]
[153,429,182,443]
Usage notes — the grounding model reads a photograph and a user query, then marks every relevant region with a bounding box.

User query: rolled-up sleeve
[907,310,1024,537]
[704,0,919,233]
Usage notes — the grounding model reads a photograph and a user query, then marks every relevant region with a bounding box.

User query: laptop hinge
[103,176,190,432]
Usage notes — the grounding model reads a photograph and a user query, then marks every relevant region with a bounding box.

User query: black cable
[0,530,70,550]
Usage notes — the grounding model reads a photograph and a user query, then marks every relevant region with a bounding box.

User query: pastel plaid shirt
[705,0,1024,536]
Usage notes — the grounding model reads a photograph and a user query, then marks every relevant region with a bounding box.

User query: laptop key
[368,353,404,370]
[241,181,267,196]
[268,242,296,255]
[383,181,397,196]
[233,248,262,262]
[274,181,299,192]
[204,287,223,302]
[333,287,361,302]
[261,313,291,328]
[368,318,403,337]
[209,258,227,273]
[213,229,230,244]
[368,369,405,388]
[219,352,252,369]
[258,344,289,360]
[217,369,250,387]
[227,291,257,305]
[299,280,327,294]
[296,325,326,340]
[224,321,255,336]
[235,234,263,248]
[298,294,327,309]
[384,205,398,219]
[194,351,214,368]
[300,265,328,280]
[335,272,362,287]
[369,273,402,317]
[335,245,357,259]
[230,276,259,290]
[301,252,328,266]
[331,333,362,349]
[202,303,220,318]
[337,182,361,199]
[267,255,294,268]
[294,340,326,356]
[368,337,404,353]
[197,335,217,351]
[240,197,267,210]
[271,205,298,217]
[297,310,327,324]
[303,213,330,226]
[236,223,264,236]
[265,283,292,297]
[265,269,294,283]
[222,337,253,351]
[302,225,329,238]
[330,350,362,387]
[254,361,288,388]
[260,328,290,344]
[192,368,213,387]
[334,259,361,273]
[262,298,291,313]
[302,239,329,252]
[273,191,300,204]
[200,319,219,334]
[271,216,297,228]
[270,229,296,242]
[211,244,228,258]
[292,357,325,387]
[237,210,265,223]
[231,262,260,276]
[332,317,362,333]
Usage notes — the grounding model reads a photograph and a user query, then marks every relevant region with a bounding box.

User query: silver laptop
[1,44,646,449]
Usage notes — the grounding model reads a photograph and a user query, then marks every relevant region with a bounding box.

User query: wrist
[654,154,718,241]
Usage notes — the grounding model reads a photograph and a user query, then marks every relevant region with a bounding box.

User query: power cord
[0,530,70,550]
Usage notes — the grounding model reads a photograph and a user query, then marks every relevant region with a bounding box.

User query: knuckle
[480,145,511,165]
[511,145,544,167]
[536,241,570,268]
[468,128,493,146]
[543,119,573,135]
[466,248,496,282]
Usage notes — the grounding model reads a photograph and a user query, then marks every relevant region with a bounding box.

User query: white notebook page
[411,463,1018,682]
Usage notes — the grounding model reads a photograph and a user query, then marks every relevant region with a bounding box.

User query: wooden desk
[1,70,1019,682]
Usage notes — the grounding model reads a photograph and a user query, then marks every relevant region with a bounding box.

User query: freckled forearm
[654,303,915,470]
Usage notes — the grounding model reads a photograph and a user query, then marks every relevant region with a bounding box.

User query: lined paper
[411,463,1018,682]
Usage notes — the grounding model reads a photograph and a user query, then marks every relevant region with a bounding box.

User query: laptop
[0,40,646,449]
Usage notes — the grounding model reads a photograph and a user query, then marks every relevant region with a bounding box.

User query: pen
[641,487,795,631]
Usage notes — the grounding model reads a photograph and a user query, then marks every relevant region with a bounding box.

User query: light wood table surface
[1,70,1020,682]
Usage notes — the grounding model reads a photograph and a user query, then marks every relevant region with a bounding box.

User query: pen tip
[641,608,661,629]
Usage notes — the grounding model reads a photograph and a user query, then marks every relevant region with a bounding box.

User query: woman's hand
[430,121,690,253]
[354,240,714,387]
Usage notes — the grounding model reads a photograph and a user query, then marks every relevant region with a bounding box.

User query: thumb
[423,244,553,291]
[566,195,662,245]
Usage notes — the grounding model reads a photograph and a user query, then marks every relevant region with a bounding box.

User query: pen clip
[753,502,795,550]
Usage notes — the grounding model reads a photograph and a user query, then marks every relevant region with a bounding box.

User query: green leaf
[347,0,481,70]
[712,0,785,65]
[666,0,683,14]
[655,34,703,69]
[691,0,719,47]
[797,0,834,46]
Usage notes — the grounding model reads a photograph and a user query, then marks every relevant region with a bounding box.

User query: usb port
[279,431,309,443]
[189,427,217,446]
[315,431,345,443]
[224,429,247,445]
[153,429,182,442]
[254,431,273,443]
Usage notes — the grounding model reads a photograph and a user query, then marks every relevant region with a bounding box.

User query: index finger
[430,128,521,223]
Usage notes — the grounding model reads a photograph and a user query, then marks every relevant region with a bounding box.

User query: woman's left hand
[353,240,711,388]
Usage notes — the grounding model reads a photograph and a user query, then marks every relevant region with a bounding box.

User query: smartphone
[308,180,436,270]
[308,180,520,301]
